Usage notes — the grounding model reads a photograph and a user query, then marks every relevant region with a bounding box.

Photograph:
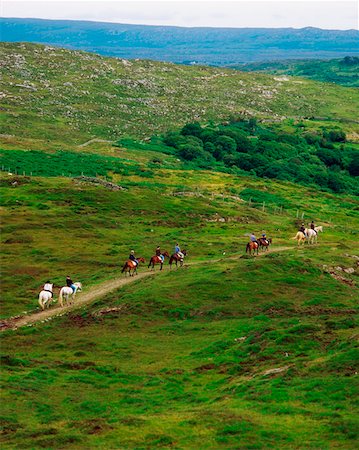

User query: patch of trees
[162,119,359,195]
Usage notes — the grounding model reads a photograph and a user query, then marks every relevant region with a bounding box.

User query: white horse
[59,282,82,307]
[306,226,323,244]
[38,284,55,310]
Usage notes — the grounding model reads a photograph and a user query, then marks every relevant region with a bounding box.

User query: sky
[1,0,358,30]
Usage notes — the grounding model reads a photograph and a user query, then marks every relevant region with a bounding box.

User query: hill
[1,165,358,447]
[235,56,359,87]
[0,39,358,448]
[1,18,359,64]
[1,42,359,152]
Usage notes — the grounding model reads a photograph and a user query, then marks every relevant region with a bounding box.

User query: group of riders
[299,220,318,238]
[40,244,185,297]
[41,275,78,299]
[128,242,185,268]
[40,222,318,303]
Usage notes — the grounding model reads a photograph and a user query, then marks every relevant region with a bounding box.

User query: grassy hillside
[1,41,358,448]
[1,166,358,447]
[235,56,359,87]
[1,42,359,152]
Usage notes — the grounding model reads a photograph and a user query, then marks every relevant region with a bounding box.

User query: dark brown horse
[258,237,272,252]
[169,250,187,269]
[148,251,170,271]
[121,257,145,276]
[246,241,258,255]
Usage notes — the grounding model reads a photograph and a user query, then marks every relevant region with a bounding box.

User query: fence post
[301,212,305,220]
[262,201,265,212]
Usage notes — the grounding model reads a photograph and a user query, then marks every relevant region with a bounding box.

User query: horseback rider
[250,233,258,245]
[156,246,164,262]
[261,232,268,245]
[43,280,53,298]
[66,275,77,293]
[175,243,184,260]
[299,223,307,237]
[129,250,139,266]
[310,221,317,234]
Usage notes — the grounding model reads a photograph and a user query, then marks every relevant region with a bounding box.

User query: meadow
[1,42,358,448]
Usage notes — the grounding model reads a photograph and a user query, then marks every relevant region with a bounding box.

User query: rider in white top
[43,281,53,297]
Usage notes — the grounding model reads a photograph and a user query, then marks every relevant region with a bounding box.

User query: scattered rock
[73,176,126,191]
[263,366,290,376]
[234,337,247,342]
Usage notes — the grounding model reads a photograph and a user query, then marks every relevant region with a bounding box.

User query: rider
[66,275,77,293]
[261,232,268,244]
[43,280,53,298]
[156,246,164,262]
[310,220,317,234]
[250,233,258,245]
[299,223,307,237]
[175,243,184,260]
[129,250,139,266]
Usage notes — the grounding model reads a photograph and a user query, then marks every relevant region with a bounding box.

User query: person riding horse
[250,233,258,245]
[43,280,54,298]
[66,276,78,294]
[260,232,268,245]
[175,243,184,260]
[299,224,307,237]
[156,246,164,262]
[129,250,139,267]
[310,221,317,234]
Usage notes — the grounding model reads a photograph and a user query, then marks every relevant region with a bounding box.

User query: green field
[1,43,359,448]
[235,56,359,88]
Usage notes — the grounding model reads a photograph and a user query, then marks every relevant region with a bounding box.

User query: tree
[348,153,359,176]
[214,135,237,160]
[181,122,202,138]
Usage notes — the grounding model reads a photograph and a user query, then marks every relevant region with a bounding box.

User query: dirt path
[1,246,291,331]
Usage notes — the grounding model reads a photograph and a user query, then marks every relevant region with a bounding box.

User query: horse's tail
[121,263,127,273]
[292,233,299,240]
[246,243,250,253]
[38,292,44,310]
[59,288,64,307]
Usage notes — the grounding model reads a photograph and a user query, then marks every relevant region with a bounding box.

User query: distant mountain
[234,56,359,87]
[1,18,358,64]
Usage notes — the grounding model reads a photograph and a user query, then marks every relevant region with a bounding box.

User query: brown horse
[148,251,170,271]
[169,249,187,269]
[258,237,272,252]
[246,241,259,255]
[121,257,145,276]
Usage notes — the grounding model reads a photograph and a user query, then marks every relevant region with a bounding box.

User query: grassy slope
[1,42,359,153]
[1,168,358,449]
[235,58,359,88]
[1,42,358,449]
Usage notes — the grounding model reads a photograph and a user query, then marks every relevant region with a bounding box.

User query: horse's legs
[160,262,163,271]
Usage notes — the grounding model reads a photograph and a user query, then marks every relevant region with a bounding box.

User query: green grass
[0,41,358,449]
[1,255,358,448]
[236,57,359,88]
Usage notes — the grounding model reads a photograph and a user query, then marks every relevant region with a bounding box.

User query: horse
[148,251,169,271]
[38,284,55,310]
[258,237,272,252]
[292,231,306,246]
[121,257,145,276]
[246,241,259,255]
[306,226,323,244]
[59,282,82,307]
[169,250,187,269]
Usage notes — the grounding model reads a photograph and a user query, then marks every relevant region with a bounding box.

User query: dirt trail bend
[2,246,291,331]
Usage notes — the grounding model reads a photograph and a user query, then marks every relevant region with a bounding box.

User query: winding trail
[1,246,291,331]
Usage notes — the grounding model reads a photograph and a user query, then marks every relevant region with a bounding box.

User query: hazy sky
[1,0,358,30]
